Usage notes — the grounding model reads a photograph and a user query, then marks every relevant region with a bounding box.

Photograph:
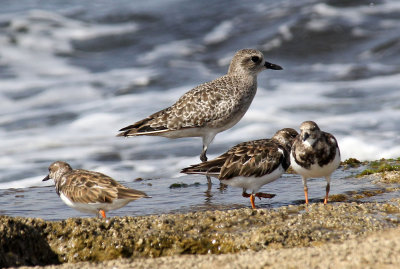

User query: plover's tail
[117,110,169,137]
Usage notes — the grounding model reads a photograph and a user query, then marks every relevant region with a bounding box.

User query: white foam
[0,176,48,189]
[203,20,234,44]
[138,40,202,63]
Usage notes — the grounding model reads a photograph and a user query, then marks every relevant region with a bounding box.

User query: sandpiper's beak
[264,61,283,70]
[42,175,50,181]
[302,133,310,141]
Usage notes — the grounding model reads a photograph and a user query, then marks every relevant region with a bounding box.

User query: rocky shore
[2,159,400,268]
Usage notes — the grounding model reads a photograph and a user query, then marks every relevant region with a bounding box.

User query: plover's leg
[302,176,309,204]
[200,150,208,162]
[255,192,276,199]
[99,209,106,218]
[200,133,216,162]
[324,176,331,205]
[206,176,212,191]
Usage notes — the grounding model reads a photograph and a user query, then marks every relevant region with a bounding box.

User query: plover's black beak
[302,133,310,141]
[42,175,50,181]
[264,61,283,70]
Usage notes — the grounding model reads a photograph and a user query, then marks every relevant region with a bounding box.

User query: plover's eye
[251,56,260,63]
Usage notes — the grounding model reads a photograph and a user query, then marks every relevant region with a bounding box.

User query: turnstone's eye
[251,56,260,63]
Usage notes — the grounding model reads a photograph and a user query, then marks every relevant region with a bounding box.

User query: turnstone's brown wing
[317,132,340,167]
[219,140,287,180]
[182,139,287,180]
[291,131,340,169]
[117,76,242,136]
[59,170,147,204]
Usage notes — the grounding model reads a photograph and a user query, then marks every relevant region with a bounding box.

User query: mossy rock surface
[2,199,400,267]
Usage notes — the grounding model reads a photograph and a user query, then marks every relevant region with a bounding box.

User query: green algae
[341,158,363,169]
[357,158,400,177]
[169,182,201,188]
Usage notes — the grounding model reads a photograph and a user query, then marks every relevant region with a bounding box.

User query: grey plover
[43,161,150,218]
[290,121,341,204]
[117,49,282,162]
[181,128,298,209]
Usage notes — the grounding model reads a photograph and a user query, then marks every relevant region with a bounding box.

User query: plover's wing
[118,75,241,136]
[182,139,288,179]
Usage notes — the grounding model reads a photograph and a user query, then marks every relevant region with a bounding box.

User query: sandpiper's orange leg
[250,194,256,209]
[99,209,106,218]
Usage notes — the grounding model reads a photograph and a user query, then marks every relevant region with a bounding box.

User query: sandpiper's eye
[251,56,260,63]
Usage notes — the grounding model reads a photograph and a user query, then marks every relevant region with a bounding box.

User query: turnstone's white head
[299,121,322,147]
[43,161,150,218]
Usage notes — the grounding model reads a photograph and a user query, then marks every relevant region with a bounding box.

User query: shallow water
[0,0,399,219]
[1,165,395,220]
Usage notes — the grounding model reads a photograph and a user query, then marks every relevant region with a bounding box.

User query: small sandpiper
[181,128,298,209]
[117,49,282,165]
[43,161,150,218]
[290,121,341,204]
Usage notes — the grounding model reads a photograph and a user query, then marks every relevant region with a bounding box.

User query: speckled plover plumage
[117,49,282,163]
[43,161,150,218]
[290,121,341,204]
[181,128,298,209]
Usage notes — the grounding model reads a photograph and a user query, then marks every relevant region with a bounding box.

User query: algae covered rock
[0,216,59,267]
[1,199,400,267]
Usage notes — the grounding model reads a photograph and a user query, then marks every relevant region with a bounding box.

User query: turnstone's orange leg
[242,190,256,209]
[250,194,256,209]
[304,187,309,204]
[302,177,309,204]
[255,192,276,199]
[99,209,106,218]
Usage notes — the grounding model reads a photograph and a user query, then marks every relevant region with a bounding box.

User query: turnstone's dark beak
[302,133,310,141]
[264,61,283,70]
[42,175,50,181]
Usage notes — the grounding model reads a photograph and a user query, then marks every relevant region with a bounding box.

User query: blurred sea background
[0,0,399,219]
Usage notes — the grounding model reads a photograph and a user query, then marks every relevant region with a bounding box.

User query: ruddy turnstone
[290,121,341,204]
[43,161,150,218]
[117,49,282,163]
[181,128,298,209]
